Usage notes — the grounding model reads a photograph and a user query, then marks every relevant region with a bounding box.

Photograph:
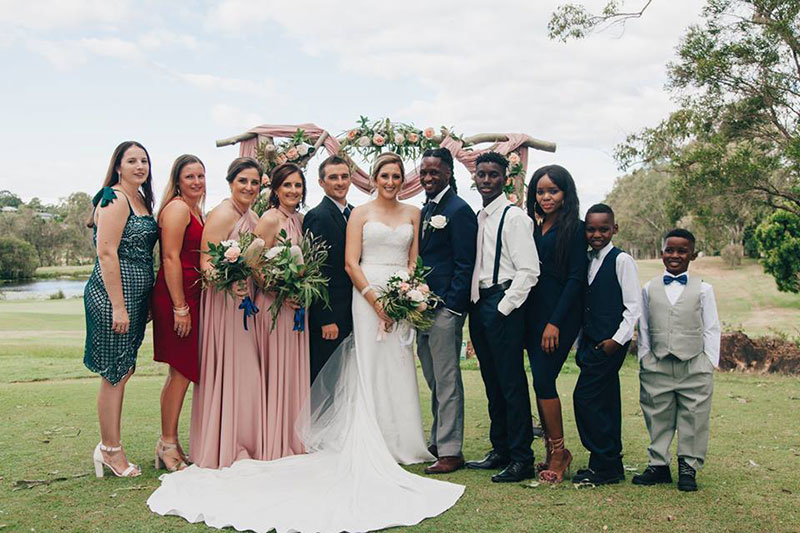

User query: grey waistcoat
[647,275,704,361]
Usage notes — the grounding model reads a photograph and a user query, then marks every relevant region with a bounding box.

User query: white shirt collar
[483,193,510,216]
[429,185,450,204]
[325,195,348,213]
[591,241,614,261]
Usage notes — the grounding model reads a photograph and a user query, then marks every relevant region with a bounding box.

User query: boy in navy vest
[633,228,720,492]
[572,203,641,485]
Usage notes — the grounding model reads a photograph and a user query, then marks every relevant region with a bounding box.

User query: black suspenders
[492,205,513,286]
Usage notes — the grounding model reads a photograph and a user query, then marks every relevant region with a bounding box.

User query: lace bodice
[360,222,413,268]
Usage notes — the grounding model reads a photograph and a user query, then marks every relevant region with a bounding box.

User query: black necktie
[425,201,437,222]
[343,206,351,221]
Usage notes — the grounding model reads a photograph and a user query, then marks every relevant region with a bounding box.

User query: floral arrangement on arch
[503,150,526,205]
[340,116,451,162]
[255,128,317,177]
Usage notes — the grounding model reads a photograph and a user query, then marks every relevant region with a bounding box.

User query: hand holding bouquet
[376,257,442,332]
[258,229,330,332]
[202,232,265,330]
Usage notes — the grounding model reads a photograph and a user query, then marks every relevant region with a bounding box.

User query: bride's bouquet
[376,257,442,331]
[202,233,265,330]
[258,229,330,332]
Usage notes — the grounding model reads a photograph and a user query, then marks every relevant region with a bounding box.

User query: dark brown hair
[88,141,154,227]
[269,162,307,208]
[318,154,350,180]
[225,157,263,183]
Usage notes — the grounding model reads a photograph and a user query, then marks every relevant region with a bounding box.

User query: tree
[0,190,22,209]
[0,237,38,280]
[754,210,800,292]
[549,1,653,42]
[553,0,800,289]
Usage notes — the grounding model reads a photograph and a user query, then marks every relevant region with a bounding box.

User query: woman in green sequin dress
[84,141,157,478]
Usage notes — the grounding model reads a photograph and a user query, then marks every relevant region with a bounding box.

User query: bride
[147,152,465,533]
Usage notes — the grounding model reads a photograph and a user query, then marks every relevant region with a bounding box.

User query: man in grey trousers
[416,147,478,474]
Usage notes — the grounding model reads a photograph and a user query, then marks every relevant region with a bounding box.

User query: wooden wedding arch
[216,119,556,204]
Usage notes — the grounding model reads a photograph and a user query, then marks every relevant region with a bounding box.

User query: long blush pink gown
[255,208,310,460]
[189,204,265,469]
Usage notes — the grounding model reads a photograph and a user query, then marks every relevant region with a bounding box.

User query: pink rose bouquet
[376,257,442,331]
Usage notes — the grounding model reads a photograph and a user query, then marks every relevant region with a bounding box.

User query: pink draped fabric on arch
[236,124,533,200]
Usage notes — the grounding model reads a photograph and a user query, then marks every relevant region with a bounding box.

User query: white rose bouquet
[257,229,330,332]
[202,232,264,330]
[376,257,442,331]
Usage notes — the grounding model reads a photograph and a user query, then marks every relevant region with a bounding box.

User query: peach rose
[358,135,371,147]
[347,129,358,141]
[373,133,386,146]
[407,132,419,143]
[277,153,288,165]
[508,152,521,166]
[285,147,299,161]
[394,133,405,145]
[423,127,435,139]
[417,301,428,312]
[508,193,518,204]
[224,245,241,263]
[418,283,430,294]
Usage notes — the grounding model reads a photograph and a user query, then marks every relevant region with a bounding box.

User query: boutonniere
[424,214,449,232]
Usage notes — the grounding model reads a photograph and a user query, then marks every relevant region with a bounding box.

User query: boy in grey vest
[633,229,720,492]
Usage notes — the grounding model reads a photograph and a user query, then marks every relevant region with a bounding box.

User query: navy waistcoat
[584,247,624,343]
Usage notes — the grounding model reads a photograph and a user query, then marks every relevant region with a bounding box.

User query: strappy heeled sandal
[538,437,572,483]
[155,438,188,472]
[535,436,552,474]
[93,442,141,478]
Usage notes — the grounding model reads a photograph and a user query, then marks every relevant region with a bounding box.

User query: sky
[0,0,704,212]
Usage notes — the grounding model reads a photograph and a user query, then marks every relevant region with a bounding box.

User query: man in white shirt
[464,152,540,483]
[633,228,721,492]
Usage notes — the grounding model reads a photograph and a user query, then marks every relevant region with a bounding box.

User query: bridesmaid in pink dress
[190,157,266,469]
[254,162,311,460]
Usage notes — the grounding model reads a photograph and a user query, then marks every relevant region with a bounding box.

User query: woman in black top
[524,164,587,483]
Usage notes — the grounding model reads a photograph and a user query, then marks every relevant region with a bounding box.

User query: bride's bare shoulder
[403,203,421,219]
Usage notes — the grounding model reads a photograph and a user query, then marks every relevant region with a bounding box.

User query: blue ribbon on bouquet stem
[293,306,306,332]
[239,296,259,331]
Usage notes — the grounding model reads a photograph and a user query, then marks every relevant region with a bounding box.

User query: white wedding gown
[147,221,464,533]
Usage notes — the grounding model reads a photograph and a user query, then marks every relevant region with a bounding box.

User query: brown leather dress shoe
[425,456,465,474]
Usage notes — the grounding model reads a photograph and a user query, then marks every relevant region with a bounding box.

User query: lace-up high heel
[93,442,141,478]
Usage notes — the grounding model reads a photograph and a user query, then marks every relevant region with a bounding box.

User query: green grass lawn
[1,263,800,532]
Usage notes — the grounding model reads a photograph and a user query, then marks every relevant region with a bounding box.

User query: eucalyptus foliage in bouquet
[376,257,442,331]
[258,229,330,332]
[202,232,265,330]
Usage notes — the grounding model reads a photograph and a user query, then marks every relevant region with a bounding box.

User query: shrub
[721,243,743,268]
[49,289,65,300]
[0,237,38,280]
[754,211,800,293]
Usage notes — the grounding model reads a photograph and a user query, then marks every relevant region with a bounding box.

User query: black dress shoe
[465,450,510,470]
[632,465,672,485]
[572,468,622,485]
[428,445,438,459]
[677,458,697,492]
[491,461,535,483]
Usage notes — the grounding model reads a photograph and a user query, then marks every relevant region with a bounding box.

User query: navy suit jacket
[302,196,353,328]
[418,188,478,314]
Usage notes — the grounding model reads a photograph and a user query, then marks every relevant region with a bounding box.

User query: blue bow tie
[664,274,687,285]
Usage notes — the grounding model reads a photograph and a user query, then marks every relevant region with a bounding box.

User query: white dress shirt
[428,185,450,205]
[326,195,348,215]
[476,194,540,316]
[587,241,641,345]
[638,271,721,367]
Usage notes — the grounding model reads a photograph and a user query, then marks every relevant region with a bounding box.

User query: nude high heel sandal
[93,442,141,478]
[155,438,188,472]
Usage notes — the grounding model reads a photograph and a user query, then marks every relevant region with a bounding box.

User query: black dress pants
[573,335,630,473]
[309,301,352,384]
[469,291,533,464]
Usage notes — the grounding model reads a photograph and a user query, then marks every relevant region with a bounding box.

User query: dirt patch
[719,332,800,375]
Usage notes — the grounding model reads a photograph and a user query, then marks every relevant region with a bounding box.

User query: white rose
[395,270,410,281]
[406,289,425,303]
[289,244,304,264]
[297,143,309,156]
[358,135,371,147]
[429,215,448,229]
[220,240,237,248]
[264,246,282,260]
[394,133,405,145]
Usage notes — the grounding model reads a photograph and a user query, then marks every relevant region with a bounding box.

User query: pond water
[0,279,88,300]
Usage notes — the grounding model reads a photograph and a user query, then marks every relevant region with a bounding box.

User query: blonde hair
[157,154,205,220]
[369,151,405,186]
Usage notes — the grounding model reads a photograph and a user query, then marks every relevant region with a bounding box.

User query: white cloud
[138,30,201,51]
[0,0,130,31]
[211,103,266,130]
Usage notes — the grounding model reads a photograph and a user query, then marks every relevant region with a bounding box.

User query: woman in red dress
[151,154,206,471]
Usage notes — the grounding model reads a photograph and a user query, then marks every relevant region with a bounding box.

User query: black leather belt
[478,280,511,299]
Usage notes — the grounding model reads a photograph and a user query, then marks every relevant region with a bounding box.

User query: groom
[302,155,354,383]
[417,147,478,474]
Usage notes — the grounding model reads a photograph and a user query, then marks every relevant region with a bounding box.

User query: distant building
[1,206,18,213]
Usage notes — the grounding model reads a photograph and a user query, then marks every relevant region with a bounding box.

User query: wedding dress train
[147,221,464,532]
